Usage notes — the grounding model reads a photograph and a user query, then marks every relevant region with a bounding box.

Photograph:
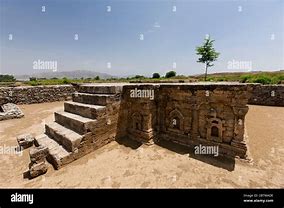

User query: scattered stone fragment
[0,103,24,121]
[29,145,48,163]
[29,161,48,178]
[17,133,34,149]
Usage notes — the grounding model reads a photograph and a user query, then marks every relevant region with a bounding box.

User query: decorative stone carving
[167,109,184,132]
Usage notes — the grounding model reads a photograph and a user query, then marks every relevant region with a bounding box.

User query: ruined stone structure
[119,84,252,159]
[33,83,252,171]
[0,85,74,105]
[249,84,284,106]
[0,103,24,121]
[35,84,122,169]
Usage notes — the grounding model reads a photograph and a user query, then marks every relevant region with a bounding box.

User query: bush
[29,81,39,86]
[216,77,228,81]
[62,77,70,84]
[0,75,16,82]
[165,71,176,78]
[95,76,100,80]
[152,73,160,79]
[271,75,284,84]
[240,75,253,83]
[252,75,271,84]
[29,77,37,81]
[134,75,144,79]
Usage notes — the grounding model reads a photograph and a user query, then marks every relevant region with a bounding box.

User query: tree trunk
[204,63,208,81]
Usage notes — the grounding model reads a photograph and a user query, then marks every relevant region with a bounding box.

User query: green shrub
[29,81,39,86]
[0,75,16,82]
[152,73,160,79]
[134,75,144,79]
[62,77,70,84]
[165,71,176,78]
[252,75,271,84]
[240,75,253,83]
[29,77,37,81]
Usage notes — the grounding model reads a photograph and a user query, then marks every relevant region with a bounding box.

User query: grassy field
[0,71,283,87]
[194,71,284,84]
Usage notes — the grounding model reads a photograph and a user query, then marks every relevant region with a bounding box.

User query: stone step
[54,111,94,135]
[34,134,73,169]
[72,92,119,106]
[45,122,83,152]
[78,85,123,94]
[64,101,106,119]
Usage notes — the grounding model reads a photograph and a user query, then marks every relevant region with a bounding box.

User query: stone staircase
[35,84,122,169]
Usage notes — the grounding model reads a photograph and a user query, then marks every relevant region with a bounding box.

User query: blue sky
[0,0,283,77]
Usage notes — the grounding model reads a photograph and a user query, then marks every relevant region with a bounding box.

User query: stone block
[29,161,48,178]
[17,133,34,149]
[29,145,48,163]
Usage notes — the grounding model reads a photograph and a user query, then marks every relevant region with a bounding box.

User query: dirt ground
[0,102,283,188]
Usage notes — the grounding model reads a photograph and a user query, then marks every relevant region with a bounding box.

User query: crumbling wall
[248,84,284,106]
[0,85,75,105]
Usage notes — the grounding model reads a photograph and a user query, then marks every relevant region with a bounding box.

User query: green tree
[94,76,100,80]
[196,36,220,81]
[152,73,160,79]
[134,75,144,79]
[29,77,37,81]
[165,71,176,78]
[0,74,16,82]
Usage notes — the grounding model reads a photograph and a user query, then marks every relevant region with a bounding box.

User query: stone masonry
[34,84,122,169]
[248,84,284,106]
[0,85,74,105]
[34,83,252,171]
[119,83,253,159]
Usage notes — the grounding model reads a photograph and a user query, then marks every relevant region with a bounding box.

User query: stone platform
[35,83,253,170]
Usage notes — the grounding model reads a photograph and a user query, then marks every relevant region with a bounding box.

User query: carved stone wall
[118,83,252,159]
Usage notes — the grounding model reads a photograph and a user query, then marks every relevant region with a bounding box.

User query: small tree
[95,76,100,80]
[134,75,144,79]
[165,71,176,78]
[152,73,160,79]
[196,36,220,81]
[29,77,37,81]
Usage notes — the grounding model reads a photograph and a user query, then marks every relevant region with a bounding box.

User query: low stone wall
[249,84,284,106]
[0,85,75,105]
[1,84,283,107]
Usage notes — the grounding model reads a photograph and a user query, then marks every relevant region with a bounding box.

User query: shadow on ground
[156,139,235,171]
[115,137,143,149]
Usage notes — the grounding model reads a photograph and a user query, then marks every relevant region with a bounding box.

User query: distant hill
[14,70,116,81]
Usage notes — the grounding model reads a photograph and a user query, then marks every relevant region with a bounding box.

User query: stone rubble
[0,103,24,121]
[28,146,48,178]
[17,134,34,149]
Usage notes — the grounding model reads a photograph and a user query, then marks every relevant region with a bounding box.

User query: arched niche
[206,115,223,142]
[168,109,184,131]
[132,112,143,131]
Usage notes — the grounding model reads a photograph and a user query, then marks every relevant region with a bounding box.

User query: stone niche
[121,85,158,143]
[167,108,184,133]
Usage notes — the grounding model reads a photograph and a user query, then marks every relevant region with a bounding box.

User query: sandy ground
[0,102,283,188]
